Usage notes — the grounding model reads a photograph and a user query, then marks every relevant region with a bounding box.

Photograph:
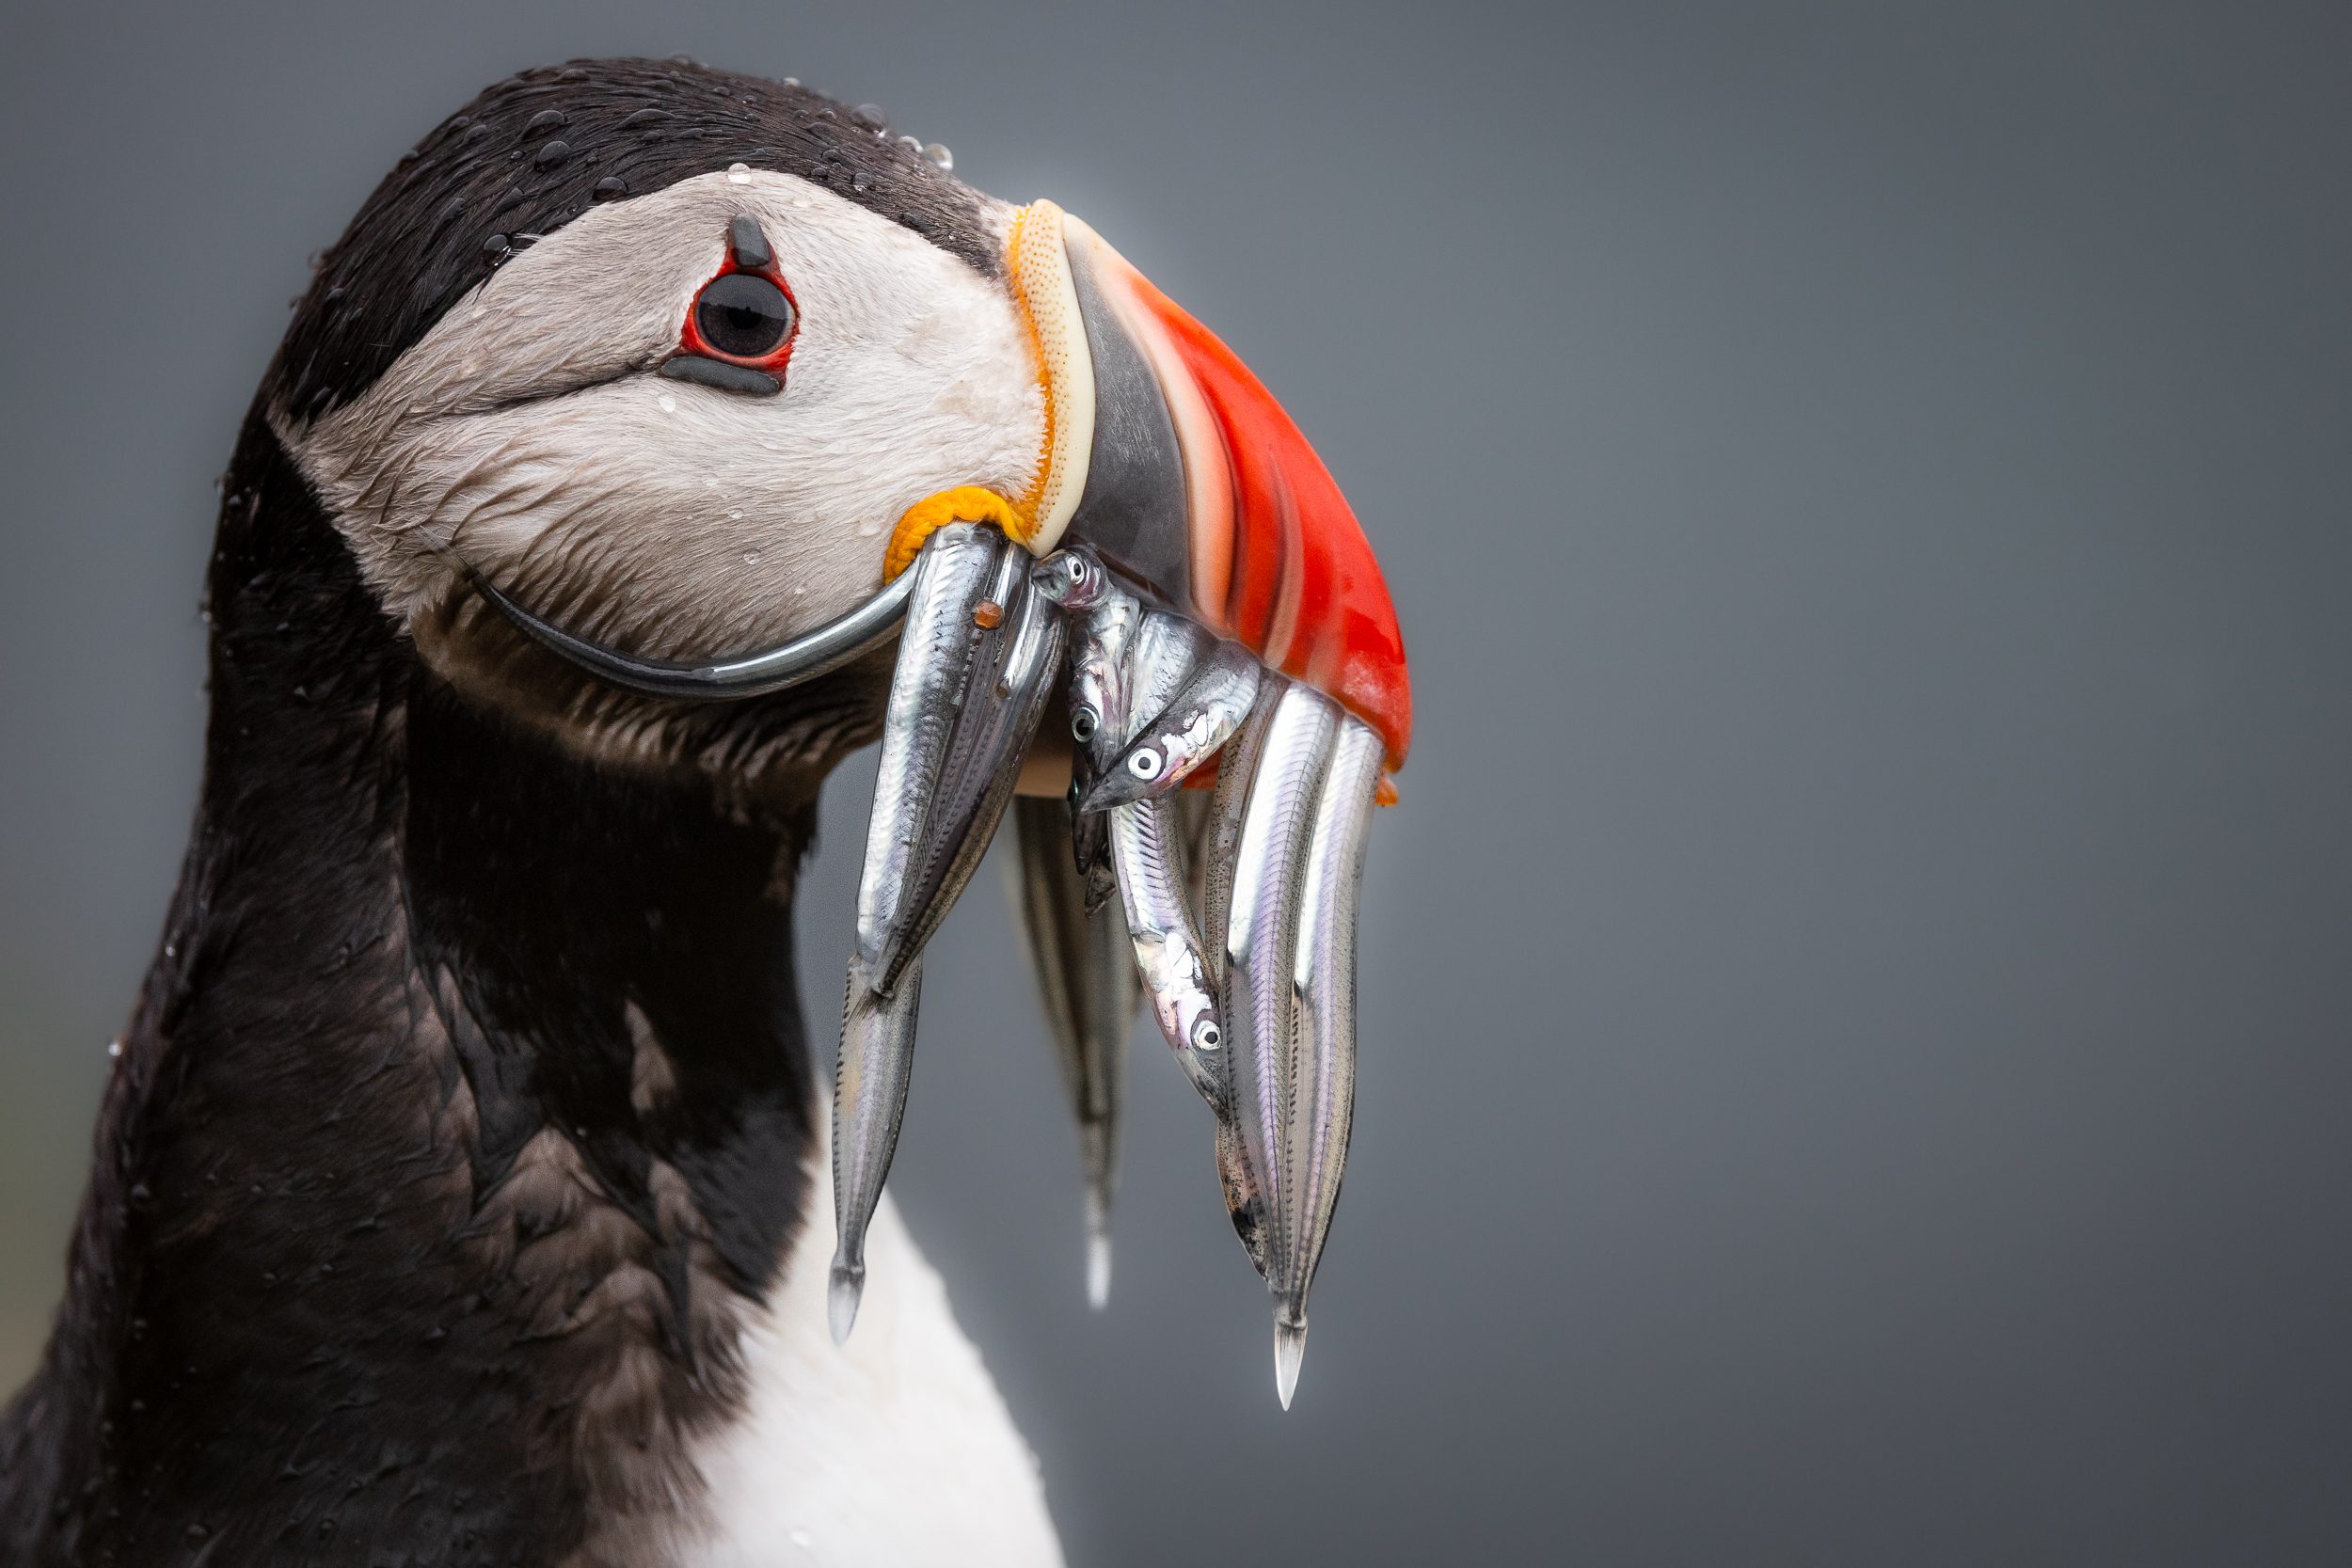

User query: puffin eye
[692,273,795,360]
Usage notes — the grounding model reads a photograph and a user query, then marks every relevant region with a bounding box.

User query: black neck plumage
[1,411,822,1566]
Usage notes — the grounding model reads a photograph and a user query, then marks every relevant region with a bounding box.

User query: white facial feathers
[282,168,1043,663]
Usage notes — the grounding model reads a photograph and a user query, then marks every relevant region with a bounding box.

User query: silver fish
[1107,796,1223,1108]
[850,525,1009,990]
[1048,552,1272,1249]
[1269,711,1382,1405]
[1221,681,1340,1407]
[1080,599,1227,1110]
[1041,549,1131,918]
[1078,637,1261,812]
[1200,687,1282,1271]
[1009,796,1139,1307]
[866,558,1066,994]
[1047,563,1136,767]
[832,521,1049,1340]
[829,957,923,1342]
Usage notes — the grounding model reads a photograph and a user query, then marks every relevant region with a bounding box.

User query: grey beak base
[1060,246,1195,619]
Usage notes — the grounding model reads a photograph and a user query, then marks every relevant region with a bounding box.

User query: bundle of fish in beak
[830,520,1391,1409]
[466,194,1411,1406]
[818,199,1414,1410]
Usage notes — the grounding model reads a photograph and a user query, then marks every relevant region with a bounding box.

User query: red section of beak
[1109,269,1413,769]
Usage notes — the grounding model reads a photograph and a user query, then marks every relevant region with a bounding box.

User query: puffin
[0,57,1408,1567]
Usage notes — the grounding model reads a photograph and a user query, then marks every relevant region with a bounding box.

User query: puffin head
[270,57,1408,786]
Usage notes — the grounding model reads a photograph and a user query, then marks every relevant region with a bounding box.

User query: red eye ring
[676,229,799,375]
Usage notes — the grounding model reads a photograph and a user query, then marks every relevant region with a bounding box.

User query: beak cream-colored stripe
[1008,199,1093,556]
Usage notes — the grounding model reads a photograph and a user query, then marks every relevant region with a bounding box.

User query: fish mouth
[453,196,1413,1410]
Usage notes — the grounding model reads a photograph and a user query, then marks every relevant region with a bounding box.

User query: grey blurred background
[4,1,2348,1562]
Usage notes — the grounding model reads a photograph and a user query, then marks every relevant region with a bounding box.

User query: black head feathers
[268,57,994,423]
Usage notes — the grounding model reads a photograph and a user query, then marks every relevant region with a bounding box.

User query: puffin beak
[1006,207,1412,1402]
[1008,200,1412,772]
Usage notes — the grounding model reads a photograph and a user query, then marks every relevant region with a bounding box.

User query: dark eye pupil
[695,273,793,359]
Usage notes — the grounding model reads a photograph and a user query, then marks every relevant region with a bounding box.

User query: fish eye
[1191,1017,1222,1051]
[1071,705,1098,741]
[1128,749,1162,780]
[1034,552,1090,603]
[691,272,796,360]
